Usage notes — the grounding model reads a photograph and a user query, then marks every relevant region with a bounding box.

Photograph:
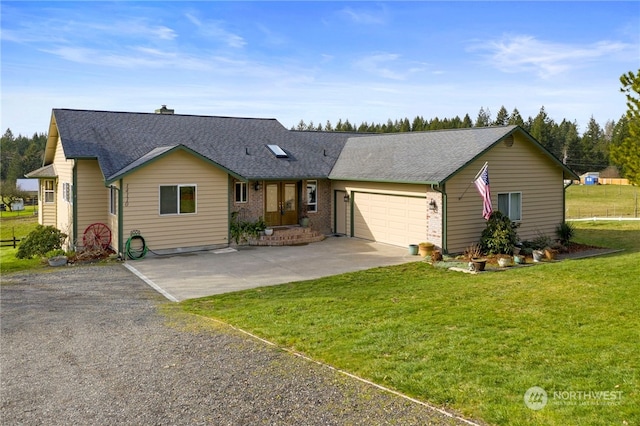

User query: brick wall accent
[425,189,443,250]
[304,179,332,234]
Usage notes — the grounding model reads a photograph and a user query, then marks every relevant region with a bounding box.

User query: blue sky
[2,1,638,136]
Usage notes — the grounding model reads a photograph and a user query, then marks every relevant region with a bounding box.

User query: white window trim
[306,180,318,213]
[62,182,73,204]
[159,184,197,216]
[497,192,522,221]
[235,181,247,203]
[44,179,55,204]
[109,186,117,215]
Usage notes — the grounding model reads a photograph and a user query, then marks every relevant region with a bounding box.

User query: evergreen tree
[493,106,510,126]
[508,108,525,127]
[461,114,473,128]
[557,120,582,172]
[530,106,561,158]
[610,69,640,185]
[411,116,425,131]
[580,116,608,172]
[475,107,491,127]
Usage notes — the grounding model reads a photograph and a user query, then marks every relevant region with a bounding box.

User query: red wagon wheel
[83,223,112,250]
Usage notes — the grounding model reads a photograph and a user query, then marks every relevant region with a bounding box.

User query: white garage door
[353,192,427,247]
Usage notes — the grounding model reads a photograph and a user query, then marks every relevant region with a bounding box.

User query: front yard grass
[182,221,640,425]
[0,206,44,274]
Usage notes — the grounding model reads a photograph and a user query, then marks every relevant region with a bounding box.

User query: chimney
[155,105,174,115]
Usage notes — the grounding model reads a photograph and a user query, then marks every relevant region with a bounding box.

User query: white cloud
[354,53,428,81]
[472,34,631,78]
[185,13,246,48]
[339,6,387,25]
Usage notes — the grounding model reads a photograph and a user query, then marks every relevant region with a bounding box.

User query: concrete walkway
[124,237,422,301]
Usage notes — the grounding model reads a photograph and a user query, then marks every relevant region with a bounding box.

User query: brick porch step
[250,226,325,246]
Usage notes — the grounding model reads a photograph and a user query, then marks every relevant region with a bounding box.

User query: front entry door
[265,182,298,226]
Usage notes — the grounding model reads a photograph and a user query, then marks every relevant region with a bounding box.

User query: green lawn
[566,184,639,219]
[0,206,44,274]
[182,221,640,426]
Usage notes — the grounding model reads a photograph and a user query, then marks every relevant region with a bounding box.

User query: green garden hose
[125,235,148,260]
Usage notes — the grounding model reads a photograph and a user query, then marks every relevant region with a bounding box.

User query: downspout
[563,179,574,222]
[72,162,78,250]
[431,183,447,254]
[118,179,124,257]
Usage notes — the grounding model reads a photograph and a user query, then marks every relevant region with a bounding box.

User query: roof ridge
[52,108,279,122]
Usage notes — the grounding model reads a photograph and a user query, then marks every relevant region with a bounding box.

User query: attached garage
[352,192,427,247]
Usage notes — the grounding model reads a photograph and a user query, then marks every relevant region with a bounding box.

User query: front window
[235,181,247,203]
[160,185,196,215]
[44,180,54,203]
[306,180,317,213]
[498,192,522,221]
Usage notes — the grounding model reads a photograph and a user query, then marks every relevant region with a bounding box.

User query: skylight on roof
[267,144,289,158]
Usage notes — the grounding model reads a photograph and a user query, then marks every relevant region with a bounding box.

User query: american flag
[474,163,492,220]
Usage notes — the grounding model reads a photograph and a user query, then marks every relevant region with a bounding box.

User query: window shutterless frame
[235,181,247,203]
[159,184,197,215]
[306,180,317,213]
[497,192,522,221]
[44,179,55,203]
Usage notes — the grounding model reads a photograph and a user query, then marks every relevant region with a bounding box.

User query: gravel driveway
[1,264,475,425]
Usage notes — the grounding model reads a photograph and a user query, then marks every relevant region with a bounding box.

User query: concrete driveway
[125,237,421,301]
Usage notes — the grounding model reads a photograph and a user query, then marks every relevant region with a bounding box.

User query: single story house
[27,108,578,256]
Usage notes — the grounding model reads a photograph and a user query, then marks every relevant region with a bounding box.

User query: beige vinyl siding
[446,133,564,253]
[53,136,74,244]
[122,150,229,251]
[76,159,109,248]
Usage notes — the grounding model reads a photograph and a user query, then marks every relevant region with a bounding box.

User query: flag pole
[458,162,488,200]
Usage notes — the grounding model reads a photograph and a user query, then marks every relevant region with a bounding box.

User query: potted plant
[544,247,559,260]
[431,249,443,262]
[532,250,544,262]
[418,242,434,257]
[47,249,68,267]
[497,254,512,268]
[264,228,274,236]
[299,202,310,228]
[470,258,487,272]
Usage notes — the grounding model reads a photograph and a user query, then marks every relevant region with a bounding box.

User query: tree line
[293,105,629,177]
[1,129,47,183]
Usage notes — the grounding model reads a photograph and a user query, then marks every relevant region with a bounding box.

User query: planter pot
[418,243,434,257]
[470,258,487,272]
[545,249,558,260]
[513,254,525,264]
[431,250,443,262]
[532,250,544,263]
[48,255,68,267]
[408,244,419,255]
[498,257,512,268]
[264,228,274,236]
[300,217,310,228]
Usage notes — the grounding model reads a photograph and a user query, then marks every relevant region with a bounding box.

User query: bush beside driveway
[1,265,469,425]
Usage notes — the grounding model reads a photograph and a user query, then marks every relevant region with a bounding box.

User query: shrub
[16,225,67,259]
[230,213,267,244]
[479,211,519,254]
[555,221,576,245]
